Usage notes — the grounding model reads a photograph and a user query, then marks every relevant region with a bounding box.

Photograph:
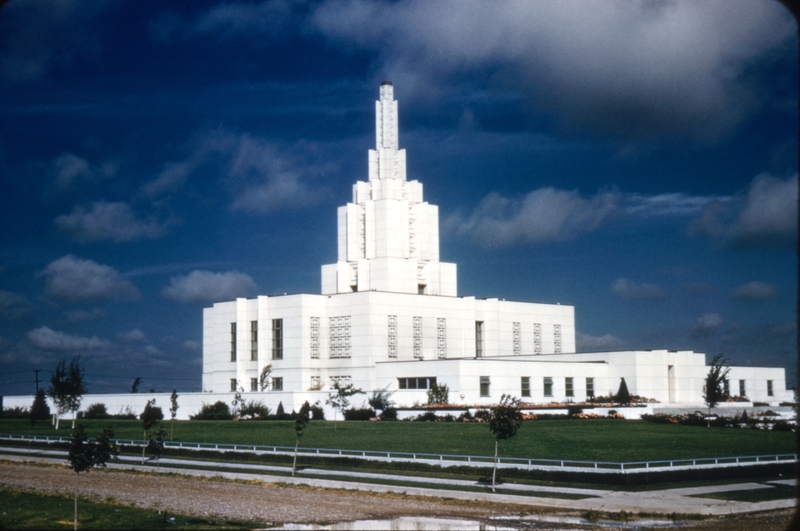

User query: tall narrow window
[554,324,562,353]
[272,318,283,360]
[388,315,397,358]
[513,322,521,355]
[565,377,574,398]
[272,377,283,391]
[739,379,746,397]
[475,321,484,357]
[480,376,490,397]
[543,377,553,397]
[723,379,730,395]
[521,376,531,397]
[437,318,446,358]
[250,321,258,361]
[586,377,595,398]
[250,377,257,392]
[230,322,237,362]
[330,316,351,358]
[767,380,774,396]
[230,378,237,392]
[534,323,542,354]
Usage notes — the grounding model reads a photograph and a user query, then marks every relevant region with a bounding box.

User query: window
[310,317,320,359]
[330,316,351,358]
[534,323,542,354]
[437,318,446,359]
[397,377,437,390]
[250,321,258,361]
[521,376,531,397]
[250,377,257,392]
[230,322,237,362]
[586,377,594,398]
[543,377,553,397]
[554,324,562,353]
[767,380,773,396]
[565,377,574,398]
[330,375,352,388]
[413,316,422,358]
[513,322,521,355]
[723,379,730,395]
[310,376,321,390]
[272,377,283,391]
[739,379,746,397]
[388,315,397,358]
[230,378,237,392]
[475,321,484,357]
[480,376,490,397]
[272,319,283,360]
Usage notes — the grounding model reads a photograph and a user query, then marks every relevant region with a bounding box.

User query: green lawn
[0,418,794,463]
[0,488,267,530]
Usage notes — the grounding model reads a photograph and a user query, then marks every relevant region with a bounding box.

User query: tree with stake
[48,356,87,430]
[326,381,363,430]
[147,426,167,472]
[292,401,311,477]
[488,394,522,493]
[703,354,731,428]
[169,388,179,441]
[140,399,163,463]
[68,424,118,530]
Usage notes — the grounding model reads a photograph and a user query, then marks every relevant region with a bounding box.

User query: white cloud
[42,255,139,302]
[689,174,797,247]
[162,270,258,304]
[691,312,723,339]
[54,202,171,243]
[732,281,778,301]
[610,278,666,300]
[448,187,619,247]
[117,329,147,343]
[311,0,793,138]
[183,340,201,351]
[623,192,725,218]
[27,326,110,351]
[576,331,626,351]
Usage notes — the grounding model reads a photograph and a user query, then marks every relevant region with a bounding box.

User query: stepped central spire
[321,83,457,296]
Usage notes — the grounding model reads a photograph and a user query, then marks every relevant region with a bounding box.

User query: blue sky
[0,0,797,396]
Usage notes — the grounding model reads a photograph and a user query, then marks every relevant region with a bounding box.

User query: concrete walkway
[1,446,795,517]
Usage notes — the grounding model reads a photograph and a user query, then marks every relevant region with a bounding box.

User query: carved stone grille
[534,323,542,354]
[513,322,521,355]
[554,324,562,353]
[310,375,321,390]
[388,315,397,358]
[330,375,351,388]
[413,316,422,358]
[310,317,320,359]
[437,318,446,358]
[329,316,351,358]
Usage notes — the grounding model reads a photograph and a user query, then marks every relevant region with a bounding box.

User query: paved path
[1,446,795,517]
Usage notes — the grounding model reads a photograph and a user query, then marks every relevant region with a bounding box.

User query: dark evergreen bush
[310,403,326,420]
[344,407,376,421]
[380,407,397,420]
[413,411,438,422]
[190,401,233,420]
[82,403,109,419]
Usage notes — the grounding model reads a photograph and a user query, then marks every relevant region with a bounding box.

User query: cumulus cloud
[689,174,797,247]
[576,331,626,351]
[117,329,147,343]
[0,290,33,319]
[27,326,110,351]
[0,0,112,85]
[610,278,666,300]
[42,255,139,302]
[691,312,723,339]
[623,193,724,218]
[732,281,778,301]
[55,202,171,243]
[311,0,793,139]
[162,270,258,304]
[51,152,116,189]
[448,187,619,247]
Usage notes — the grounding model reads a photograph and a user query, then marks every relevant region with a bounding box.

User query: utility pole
[34,369,40,393]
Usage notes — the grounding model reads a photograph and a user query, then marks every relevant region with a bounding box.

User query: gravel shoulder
[0,461,795,530]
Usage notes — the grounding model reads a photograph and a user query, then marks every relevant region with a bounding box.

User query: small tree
[426,382,450,406]
[326,381,363,430]
[140,399,164,463]
[292,401,311,477]
[368,387,394,414]
[614,378,631,406]
[488,394,522,493]
[48,356,87,430]
[703,354,731,428]
[129,377,142,393]
[68,424,118,530]
[29,389,51,427]
[169,388,179,441]
[146,426,167,472]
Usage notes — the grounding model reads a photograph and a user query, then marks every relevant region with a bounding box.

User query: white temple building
[200,82,792,413]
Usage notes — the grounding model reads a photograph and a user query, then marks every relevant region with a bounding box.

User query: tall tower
[321,82,457,296]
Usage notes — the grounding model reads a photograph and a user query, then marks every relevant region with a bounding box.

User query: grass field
[0,418,794,463]
[0,488,265,530]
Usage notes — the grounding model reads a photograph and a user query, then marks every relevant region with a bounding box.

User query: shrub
[413,411,438,422]
[344,407,376,421]
[772,421,794,432]
[473,409,491,422]
[310,403,325,420]
[112,406,136,419]
[239,400,270,419]
[82,403,109,419]
[380,407,397,420]
[567,406,583,418]
[2,406,28,419]
[457,410,473,422]
[190,401,233,420]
